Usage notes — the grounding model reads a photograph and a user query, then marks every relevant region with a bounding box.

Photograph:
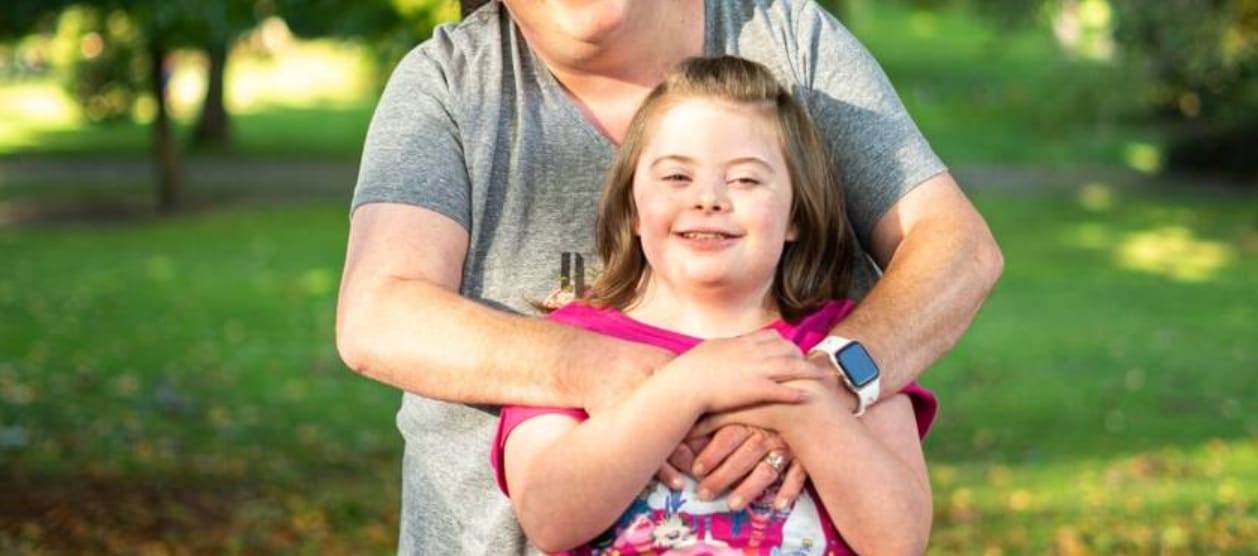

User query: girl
[491,56,937,556]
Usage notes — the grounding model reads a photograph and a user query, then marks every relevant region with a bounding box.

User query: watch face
[837,342,880,387]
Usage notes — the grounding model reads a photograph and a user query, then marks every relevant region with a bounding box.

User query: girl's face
[631,97,796,301]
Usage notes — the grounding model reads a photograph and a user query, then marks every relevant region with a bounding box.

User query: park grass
[924,185,1258,554]
[2,185,1255,554]
[0,203,401,553]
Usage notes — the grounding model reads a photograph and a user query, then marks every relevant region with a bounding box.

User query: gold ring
[763,451,786,474]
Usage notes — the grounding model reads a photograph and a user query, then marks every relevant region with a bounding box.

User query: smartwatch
[809,335,881,416]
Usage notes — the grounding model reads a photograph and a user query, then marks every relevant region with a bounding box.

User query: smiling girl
[490,56,938,556]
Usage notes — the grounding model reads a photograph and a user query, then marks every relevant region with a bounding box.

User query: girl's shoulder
[772,299,856,348]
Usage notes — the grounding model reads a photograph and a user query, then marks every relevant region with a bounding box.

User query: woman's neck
[514,0,705,142]
[625,281,781,340]
[524,1,704,82]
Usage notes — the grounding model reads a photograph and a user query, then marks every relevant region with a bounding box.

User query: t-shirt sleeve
[791,1,948,247]
[490,405,589,496]
[350,38,472,231]
[899,382,939,440]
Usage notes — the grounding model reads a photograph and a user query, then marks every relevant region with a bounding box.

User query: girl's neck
[624,281,781,339]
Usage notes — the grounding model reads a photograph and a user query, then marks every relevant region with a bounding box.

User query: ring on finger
[763,451,787,474]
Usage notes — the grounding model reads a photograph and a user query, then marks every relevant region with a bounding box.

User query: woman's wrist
[573,331,670,413]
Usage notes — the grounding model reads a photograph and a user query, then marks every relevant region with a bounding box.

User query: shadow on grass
[0,471,397,554]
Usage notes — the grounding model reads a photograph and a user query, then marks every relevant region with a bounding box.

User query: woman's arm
[694,382,931,556]
[503,330,826,553]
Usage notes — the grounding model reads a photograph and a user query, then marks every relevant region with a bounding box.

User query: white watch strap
[809,335,879,416]
[854,375,879,417]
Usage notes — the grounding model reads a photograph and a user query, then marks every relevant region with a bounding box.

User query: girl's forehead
[641,97,783,152]
[653,96,776,124]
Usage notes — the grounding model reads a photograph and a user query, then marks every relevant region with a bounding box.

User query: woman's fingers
[694,428,770,500]
[655,461,687,490]
[723,455,787,511]
[774,459,808,510]
[665,443,697,487]
[689,424,751,478]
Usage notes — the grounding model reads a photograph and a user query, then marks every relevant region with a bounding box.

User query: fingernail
[728,495,744,510]
[697,488,712,501]
[671,478,684,490]
[692,463,706,476]
[774,498,788,510]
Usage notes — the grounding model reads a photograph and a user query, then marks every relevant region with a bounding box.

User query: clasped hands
[594,329,848,512]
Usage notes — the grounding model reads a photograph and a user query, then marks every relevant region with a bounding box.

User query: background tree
[278,0,455,72]
[926,0,1257,180]
[1110,0,1258,178]
[185,0,260,148]
[0,0,265,211]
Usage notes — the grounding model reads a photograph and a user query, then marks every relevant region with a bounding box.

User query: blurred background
[0,0,1254,553]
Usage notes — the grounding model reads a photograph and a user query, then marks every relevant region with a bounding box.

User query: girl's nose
[691,179,730,213]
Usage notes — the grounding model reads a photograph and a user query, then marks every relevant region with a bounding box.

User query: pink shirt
[492,300,938,555]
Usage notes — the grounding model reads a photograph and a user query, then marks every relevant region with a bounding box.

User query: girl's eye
[730,177,762,186]
[662,173,691,182]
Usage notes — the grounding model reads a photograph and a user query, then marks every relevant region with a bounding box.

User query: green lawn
[2,186,1254,553]
[926,186,1257,554]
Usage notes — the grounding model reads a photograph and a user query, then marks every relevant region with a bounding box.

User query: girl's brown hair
[587,56,856,322]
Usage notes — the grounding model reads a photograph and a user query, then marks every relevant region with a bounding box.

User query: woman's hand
[649,336,834,510]
[676,360,842,510]
[663,426,810,511]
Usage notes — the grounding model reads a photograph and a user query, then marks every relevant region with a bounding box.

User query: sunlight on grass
[910,11,938,38]
[1077,182,1114,212]
[1117,225,1234,282]
[0,36,375,155]
[150,38,376,118]
[1124,141,1164,174]
[0,82,82,150]
[228,40,376,113]
[930,439,1257,554]
[1061,222,1113,249]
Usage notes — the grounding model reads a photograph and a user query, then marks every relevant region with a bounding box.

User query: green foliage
[1110,0,1258,123]
[50,7,147,123]
[844,0,1152,167]
[277,0,459,78]
[0,0,75,39]
[896,0,1258,176]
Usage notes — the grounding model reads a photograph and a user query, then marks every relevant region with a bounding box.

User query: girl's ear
[785,222,798,241]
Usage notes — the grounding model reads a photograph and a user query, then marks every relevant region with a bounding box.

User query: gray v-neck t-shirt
[351,1,944,553]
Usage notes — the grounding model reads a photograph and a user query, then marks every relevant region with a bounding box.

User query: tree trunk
[149,40,181,213]
[192,36,231,148]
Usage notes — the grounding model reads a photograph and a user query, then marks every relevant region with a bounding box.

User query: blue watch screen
[837,343,879,387]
